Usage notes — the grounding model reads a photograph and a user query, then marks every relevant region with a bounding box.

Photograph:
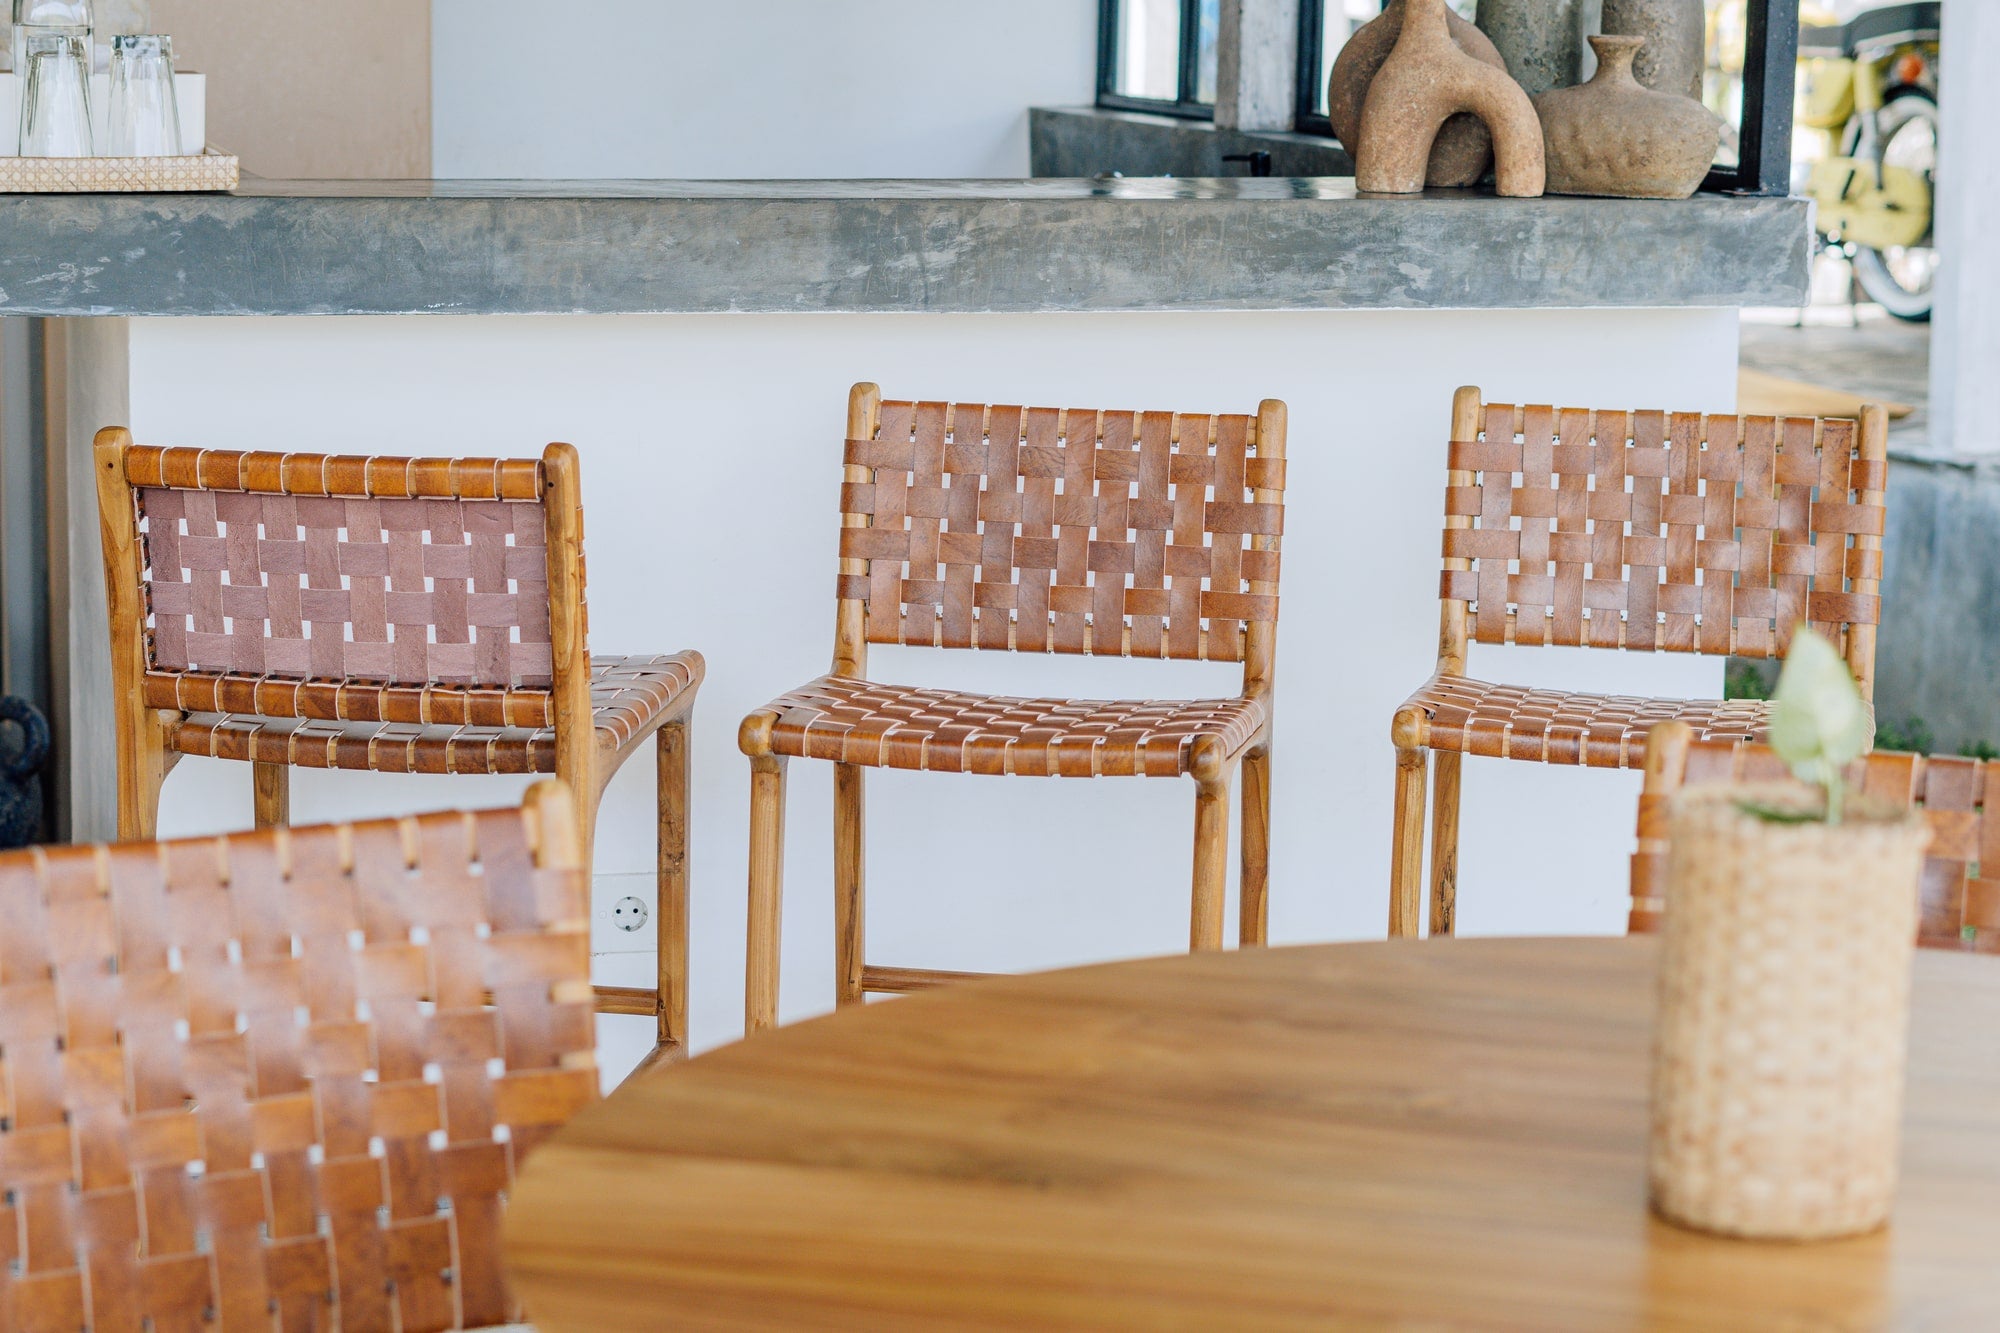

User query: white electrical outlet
[590,873,656,956]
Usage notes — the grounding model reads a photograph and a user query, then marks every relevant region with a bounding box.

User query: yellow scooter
[1798,2,1939,321]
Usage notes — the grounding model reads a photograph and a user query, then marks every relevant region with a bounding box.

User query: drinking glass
[18,29,91,156]
[11,0,92,74]
[106,33,179,155]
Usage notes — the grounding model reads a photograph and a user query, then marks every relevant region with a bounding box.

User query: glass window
[1099,0,1223,117]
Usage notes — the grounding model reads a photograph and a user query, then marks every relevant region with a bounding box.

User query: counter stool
[739,384,1287,1031]
[0,782,597,1331]
[94,430,703,1068]
[1390,388,1889,937]
[1631,722,2000,951]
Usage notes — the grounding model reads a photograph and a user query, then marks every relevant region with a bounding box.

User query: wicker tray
[0,148,237,193]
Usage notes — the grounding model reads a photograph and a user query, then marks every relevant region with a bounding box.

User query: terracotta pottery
[1354,0,1545,198]
[1534,35,1723,199]
[1327,0,1507,189]
[1475,0,1585,99]
[1602,0,1706,101]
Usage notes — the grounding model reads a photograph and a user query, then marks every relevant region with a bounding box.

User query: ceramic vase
[1534,36,1724,199]
[1602,0,1705,101]
[1475,0,1585,99]
[1649,785,1930,1240]
[1326,0,1506,188]
[1354,0,1545,197]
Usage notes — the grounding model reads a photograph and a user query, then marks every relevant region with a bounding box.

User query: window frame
[1289,0,1799,196]
[1096,0,1220,121]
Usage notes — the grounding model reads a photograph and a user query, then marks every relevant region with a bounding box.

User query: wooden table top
[504,938,2000,1330]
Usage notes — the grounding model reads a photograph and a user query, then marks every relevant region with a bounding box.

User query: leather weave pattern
[762,674,1266,777]
[1441,405,1886,659]
[139,486,554,688]
[841,401,1284,662]
[1631,738,2000,950]
[165,654,703,775]
[0,804,596,1331]
[1405,675,1772,769]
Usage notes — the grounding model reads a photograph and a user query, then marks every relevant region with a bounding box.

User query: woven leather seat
[739,388,1288,1031]
[1390,391,1890,937]
[168,653,702,773]
[763,674,1266,777]
[0,785,594,1333]
[1402,674,1772,769]
[96,435,704,1069]
[1632,724,2000,950]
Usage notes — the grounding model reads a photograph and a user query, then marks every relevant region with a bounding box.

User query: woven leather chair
[0,783,596,1332]
[739,384,1286,1031]
[1390,388,1889,937]
[93,430,703,1066]
[1632,721,2000,950]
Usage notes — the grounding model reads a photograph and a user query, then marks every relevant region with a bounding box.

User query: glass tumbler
[10,0,92,75]
[106,33,179,155]
[18,29,92,156]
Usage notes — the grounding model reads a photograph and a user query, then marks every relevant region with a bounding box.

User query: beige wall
[151,0,430,178]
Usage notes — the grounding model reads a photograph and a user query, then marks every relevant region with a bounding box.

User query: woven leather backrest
[129,447,555,697]
[0,797,596,1331]
[839,400,1285,661]
[1630,736,2000,951]
[1441,404,1887,660]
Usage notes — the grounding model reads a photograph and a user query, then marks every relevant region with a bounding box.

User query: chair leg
[1428,750,1463,938]
[1390,744,1429,938]
[833,763,865,1008]
[252,761,290,830]
[1239,745,1272,947]
[654,716,691,1061]
[1190,766,1233,952]
[745,754,788,1034]
[117,715,170,843]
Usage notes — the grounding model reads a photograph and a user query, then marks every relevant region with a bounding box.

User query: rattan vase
[1649,785,1932,1241]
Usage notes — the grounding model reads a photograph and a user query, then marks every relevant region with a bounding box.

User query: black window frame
[1289,0,1800,196]
[1097,0,1219,120]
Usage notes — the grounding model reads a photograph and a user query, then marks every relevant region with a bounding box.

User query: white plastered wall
[130,307,1737,1082]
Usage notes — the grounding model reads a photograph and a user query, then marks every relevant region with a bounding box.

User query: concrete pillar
[42,317,126,843]
[1216,0,1301,131]
[1929,0,2000,457]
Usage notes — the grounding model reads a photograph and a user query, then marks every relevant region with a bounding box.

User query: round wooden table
[504,939,2000,1329]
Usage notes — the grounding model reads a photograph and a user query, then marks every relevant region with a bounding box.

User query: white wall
[1931,0,2000,456]
[430,0,1099,179]
[129,307,1736,1084]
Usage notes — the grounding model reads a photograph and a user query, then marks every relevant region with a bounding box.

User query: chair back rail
[833,389,1288,697]
[0,785,596,1331]
[1436,391,1888,698]
[95,436,593,732]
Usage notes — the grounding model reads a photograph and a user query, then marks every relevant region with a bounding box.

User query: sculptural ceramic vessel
[1475,0,1584,99]
[1602,0,1705,101]
[1328,0,1508,188]
[1354,0,1545,197]
[1534,35,1724,199]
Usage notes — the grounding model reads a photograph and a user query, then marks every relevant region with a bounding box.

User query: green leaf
[1766,626,1870,824]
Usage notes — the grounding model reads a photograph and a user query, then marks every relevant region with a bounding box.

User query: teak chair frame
[94,430,702,1069]
[0,782,597,1332]
[1391,387,1889,938]
[1632,722,2000,950]
[740,383,1287,1031]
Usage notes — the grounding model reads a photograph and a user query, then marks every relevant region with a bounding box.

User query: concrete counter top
[0,176,1810,317]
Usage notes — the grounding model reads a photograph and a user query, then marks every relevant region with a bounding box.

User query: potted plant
[1648,627,1933,1241]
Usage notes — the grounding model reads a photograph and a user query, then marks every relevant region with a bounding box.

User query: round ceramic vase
[1601,0,1706,101]
[1533,35,1723,199]
[1649,785,1932,1241]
